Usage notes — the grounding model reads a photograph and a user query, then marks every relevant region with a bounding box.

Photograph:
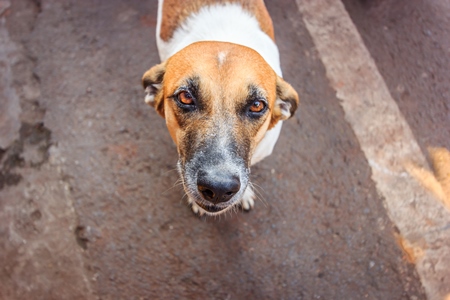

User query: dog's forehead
[164,42,277,99]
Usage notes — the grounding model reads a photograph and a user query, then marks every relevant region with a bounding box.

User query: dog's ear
[142,61,167,117]
[270,76,299,127]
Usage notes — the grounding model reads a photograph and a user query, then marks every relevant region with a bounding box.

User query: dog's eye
[249,100,266,113]
[177,91,194,105]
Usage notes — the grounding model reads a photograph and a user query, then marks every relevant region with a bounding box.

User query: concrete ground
[0,0,448,299]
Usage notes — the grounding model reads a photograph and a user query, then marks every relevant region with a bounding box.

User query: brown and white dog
[142,0,299,216]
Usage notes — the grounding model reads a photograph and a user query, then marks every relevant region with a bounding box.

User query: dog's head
[142,41,298,215]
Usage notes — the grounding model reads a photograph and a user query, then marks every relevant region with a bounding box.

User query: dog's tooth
[191,202,205,216]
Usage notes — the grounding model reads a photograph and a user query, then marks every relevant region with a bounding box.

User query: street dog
[142,0,299,216]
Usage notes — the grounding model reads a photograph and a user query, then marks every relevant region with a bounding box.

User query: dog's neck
[156,2,282,76]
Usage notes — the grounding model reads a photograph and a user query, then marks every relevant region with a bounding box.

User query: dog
[142,0,299,216]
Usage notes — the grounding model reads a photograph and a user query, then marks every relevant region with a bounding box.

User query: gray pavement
[0,0,448,299]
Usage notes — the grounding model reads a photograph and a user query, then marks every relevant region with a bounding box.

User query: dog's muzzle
[190,167,246,214]
[179,128,250,214]
[180,156,249,214]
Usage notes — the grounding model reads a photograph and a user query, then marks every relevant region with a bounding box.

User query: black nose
[197,171,241,204]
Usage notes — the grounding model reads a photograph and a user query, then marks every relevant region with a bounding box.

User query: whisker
[249,181,268,207]
[160,167,180,177]
[161,178,184,195]
[181,192,189,202]
[233,203,239,216]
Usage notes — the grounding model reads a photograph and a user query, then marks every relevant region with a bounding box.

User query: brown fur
[142,42,298,161]
[159,0,275,42]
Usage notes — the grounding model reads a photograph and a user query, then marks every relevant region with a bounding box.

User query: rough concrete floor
[0,0,448,299]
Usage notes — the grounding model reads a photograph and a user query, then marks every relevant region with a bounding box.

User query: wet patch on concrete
[0,122,52,190]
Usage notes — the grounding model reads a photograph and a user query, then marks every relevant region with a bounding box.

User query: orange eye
[178,91,194,105]
[249,100,266,113]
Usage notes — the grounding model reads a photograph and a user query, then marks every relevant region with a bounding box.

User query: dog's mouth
[196,202,228,213]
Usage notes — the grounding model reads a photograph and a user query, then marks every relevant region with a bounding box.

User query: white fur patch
[276,98,292,120]
[157,2,282,76]
[144,84,162,105]
[251,121,283,165]
[144,87,155,104]
[217,51,227,66]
